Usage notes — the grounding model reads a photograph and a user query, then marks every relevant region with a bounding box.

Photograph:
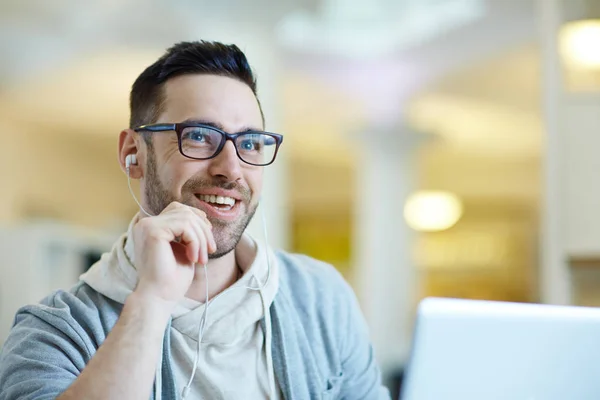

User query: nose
[207,140,242,181]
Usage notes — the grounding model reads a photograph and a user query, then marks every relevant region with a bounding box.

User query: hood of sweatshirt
[79,213,279,345]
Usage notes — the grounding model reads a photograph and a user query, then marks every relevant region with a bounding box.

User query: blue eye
[241,140,258,151]
[180,125,223,158]
[182,127,219,147]
[188,130,207,142]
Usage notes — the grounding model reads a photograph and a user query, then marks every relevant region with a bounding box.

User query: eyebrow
[182,118,263,133]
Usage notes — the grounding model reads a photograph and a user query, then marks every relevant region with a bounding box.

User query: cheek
[246,168,264,199]
[151,141,187,188]
[161,163,199,194]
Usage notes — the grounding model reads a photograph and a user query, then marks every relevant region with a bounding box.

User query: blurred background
[2,0,600,395]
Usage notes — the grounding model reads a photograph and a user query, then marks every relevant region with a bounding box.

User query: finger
[189,218,209,265]
[189,209,216,253]
[189,207,211,227]
[182,208,211,260]
[166,203,211,230]
[199,220,216,254]
[162,201,185,214]
[159,204,212,262]
[167,219,200,264]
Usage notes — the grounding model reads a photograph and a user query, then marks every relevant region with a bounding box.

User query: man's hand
[133,201,217,306]
[57,201,216,400]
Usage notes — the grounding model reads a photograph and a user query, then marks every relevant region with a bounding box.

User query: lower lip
[194,196,242,221]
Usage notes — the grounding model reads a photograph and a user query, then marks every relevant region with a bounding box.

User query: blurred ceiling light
[275,0,485,58]
[559,19,600,68]
[404,191,463,232]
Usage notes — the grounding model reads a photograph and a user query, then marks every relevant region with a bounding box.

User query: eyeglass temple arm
[134,123,177,132]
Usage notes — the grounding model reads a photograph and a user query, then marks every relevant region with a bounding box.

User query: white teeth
[198,194,236,206]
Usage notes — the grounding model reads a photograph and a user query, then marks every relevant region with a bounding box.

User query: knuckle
[135,218,153,233]
[184,219,196,230]
[134,219,163,243]
[196,209,208,218]
[182,211,197,224]
[182,220,199,236]
[191,209,207,222]
[166,201,183,211]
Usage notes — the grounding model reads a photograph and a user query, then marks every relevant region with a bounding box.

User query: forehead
[158,74,263,131]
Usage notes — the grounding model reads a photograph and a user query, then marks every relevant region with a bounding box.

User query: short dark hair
[129,41,262,134]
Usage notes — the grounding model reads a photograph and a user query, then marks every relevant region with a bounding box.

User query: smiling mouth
[196,194,237,211]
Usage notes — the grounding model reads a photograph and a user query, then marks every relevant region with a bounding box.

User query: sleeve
[338,280,392,400]
[0,306,92,400]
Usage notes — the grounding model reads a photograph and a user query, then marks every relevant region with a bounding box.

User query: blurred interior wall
[539,0,600,306]
[0,126,134,230]
[0,121,20,223]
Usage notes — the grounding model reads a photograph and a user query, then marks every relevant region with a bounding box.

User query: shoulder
[10,282,121,350]
[22,281,120,321]
[0,283,120,397]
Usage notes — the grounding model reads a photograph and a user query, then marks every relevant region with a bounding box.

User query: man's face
[141,74,264,258]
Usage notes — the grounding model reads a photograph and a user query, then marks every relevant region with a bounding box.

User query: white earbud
[125,154,137,170]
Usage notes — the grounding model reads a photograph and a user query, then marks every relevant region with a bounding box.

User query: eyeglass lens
[180,126,277,165]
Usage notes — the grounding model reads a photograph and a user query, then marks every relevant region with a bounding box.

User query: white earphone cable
[126,166,154,218]
[242,201,271,291]
[181,262,209,399]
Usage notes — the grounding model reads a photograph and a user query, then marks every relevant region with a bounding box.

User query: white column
[538,0,572,305]
[352,126,420,376]
[538,0,600,305]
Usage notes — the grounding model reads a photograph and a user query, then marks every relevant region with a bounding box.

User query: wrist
[126,289,175,321]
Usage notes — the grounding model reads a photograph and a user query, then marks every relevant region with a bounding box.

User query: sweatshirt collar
[80,212,279,345]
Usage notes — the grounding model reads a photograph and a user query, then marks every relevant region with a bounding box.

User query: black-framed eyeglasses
[134,122,284,166]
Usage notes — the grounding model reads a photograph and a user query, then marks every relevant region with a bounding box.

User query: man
[0,41,390,400]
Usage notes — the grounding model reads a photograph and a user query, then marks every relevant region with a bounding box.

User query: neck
[185,250,239,303]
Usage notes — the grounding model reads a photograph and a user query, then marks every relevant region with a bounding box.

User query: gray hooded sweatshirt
[80,214,282,399]
[0,224,391,399]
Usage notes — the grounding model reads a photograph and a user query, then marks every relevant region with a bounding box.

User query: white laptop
[400,297,600,400]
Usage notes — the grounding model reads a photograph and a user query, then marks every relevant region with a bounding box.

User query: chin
[208,227,244,259]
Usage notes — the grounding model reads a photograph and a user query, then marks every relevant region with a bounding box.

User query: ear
[118,129,143,179]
